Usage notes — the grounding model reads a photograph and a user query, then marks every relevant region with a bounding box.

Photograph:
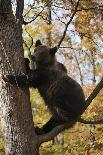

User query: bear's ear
[50,46,58,55]
[35,40,42,47]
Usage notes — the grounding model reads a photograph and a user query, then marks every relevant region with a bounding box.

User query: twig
[24,4,35,17]
[79,118,103,124]
[83,78,103,113]
[59,46,73,49]
[57,0,80,48]
[23,0,49,25]
[23,40,30,52]
[52,9,66,25]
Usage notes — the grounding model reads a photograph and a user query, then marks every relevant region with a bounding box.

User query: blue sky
[24,0,33,5]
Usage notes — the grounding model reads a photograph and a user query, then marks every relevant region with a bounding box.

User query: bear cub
[3,40,85,134]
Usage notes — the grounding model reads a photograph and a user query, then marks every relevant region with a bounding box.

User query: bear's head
[31,40,58,69]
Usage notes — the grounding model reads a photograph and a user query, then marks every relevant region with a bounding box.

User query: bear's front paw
[2,75,9,82]
[2,75,13,83]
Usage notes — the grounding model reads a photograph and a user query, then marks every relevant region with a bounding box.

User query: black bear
[25,58,30,74]
[3,40,85,134]
[27,40,67,74]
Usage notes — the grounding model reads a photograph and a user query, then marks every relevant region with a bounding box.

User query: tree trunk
[0,1,39,155]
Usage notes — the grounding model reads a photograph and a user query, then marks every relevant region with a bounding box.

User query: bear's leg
[2,75,28,87]
[35,115,77,135]
[35,116,65,135]
[42,117,65,133]
[2,71,38,88]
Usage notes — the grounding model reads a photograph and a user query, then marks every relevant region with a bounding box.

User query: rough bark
[0,1,39,155]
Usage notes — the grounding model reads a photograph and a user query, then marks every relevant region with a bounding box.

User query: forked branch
[57,0,80,48]
[23,0,49,25]
[38,124,66,145]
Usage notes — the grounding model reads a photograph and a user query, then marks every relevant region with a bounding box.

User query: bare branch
[38,124,65,145]
[23,40,30,52]
[38,121,75,145]
[16,0,24,23]
[52,9,66,25]
[59,46,73,49]
[57,0,80,48]
[84,78,103,113]
[23,0,49,25]
[23,4,35,17]
[37,14,48,21]
[78,118,103,124]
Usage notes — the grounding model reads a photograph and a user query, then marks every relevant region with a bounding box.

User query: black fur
[25,58,30,74]
[3,40,85,134]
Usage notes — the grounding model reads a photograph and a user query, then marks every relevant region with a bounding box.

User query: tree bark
[0,1,39,155]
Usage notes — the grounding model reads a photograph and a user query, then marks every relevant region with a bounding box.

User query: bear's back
[37,68,85,117]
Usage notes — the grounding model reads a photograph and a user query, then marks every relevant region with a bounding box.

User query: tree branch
[78,118,103,124]
[38,121,76,145]
[38,124,65,145]
[16,0,24,23]
[23,4,35,17]
[52,8,66,25]
[23,40,31,52]
[83,77,103,113]
[60,46,73,49]
[57,0,80,48]
[23,0,49,25]
[78,78,103,124]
